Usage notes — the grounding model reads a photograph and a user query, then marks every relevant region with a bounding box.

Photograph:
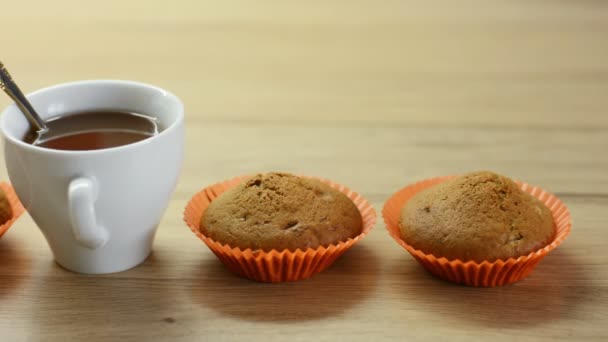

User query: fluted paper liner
[383,176,572,287]
[0,182,25,238]
[184,175,376,283]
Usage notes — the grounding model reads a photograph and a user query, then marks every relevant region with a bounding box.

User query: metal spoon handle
[0,62,48,133]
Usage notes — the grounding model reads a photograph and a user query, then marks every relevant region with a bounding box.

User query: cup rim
[0,79,184,155]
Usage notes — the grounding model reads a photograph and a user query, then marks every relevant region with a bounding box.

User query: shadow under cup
[0,80,184,274]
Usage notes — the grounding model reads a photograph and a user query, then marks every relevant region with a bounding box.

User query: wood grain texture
[0,0,607,341]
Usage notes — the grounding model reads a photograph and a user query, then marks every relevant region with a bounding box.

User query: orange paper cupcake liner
[383,176,572,287]
[0,182,25,239]
[184,175,376,283]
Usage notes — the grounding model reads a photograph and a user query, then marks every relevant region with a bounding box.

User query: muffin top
[201,172,363,251]
[0,188,13,225]
[399,171,555,262]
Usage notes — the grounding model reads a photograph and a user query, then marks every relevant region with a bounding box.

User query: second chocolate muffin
[201,172,363,251]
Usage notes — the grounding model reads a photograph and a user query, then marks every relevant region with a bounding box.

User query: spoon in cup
[0,61,49,142]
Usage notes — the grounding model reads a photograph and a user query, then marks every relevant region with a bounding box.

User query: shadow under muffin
[189,244,379,322]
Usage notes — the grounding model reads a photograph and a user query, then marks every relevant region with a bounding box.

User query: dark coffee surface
[27,111,158,151]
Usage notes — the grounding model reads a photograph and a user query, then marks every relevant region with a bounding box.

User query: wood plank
[1,0,607,127]
[0,196,605,341]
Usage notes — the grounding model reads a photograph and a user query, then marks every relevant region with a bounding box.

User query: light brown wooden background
[1,1,607,341]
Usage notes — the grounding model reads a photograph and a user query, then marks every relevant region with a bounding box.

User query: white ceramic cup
[0,80,184,274]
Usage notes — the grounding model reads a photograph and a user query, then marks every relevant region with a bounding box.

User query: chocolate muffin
[0,188,13,225]
[201,172,363,251]
[399,171,555,262]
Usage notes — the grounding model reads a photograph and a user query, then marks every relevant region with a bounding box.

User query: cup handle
[68,177,109,249]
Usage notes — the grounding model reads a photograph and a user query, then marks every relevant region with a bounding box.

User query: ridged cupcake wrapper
[383,176,572,287]
[0,182,25,238]
[184,175,376,283]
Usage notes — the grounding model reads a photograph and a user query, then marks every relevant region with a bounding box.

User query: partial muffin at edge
[0,188,13,225]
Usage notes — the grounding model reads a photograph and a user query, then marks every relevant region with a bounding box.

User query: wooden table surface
[1,1,607,341]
